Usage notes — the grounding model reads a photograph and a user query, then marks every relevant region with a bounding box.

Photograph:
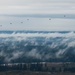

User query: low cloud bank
[0,31,75,63]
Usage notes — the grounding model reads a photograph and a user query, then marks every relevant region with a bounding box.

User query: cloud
[27,49,42,59]
[0,31,75,63]
[0,31,74,38]
[0,0,75,14]
[4,51,24,62]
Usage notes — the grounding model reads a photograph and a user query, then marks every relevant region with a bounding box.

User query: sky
[0,0,75,31]
[0,0,75,15]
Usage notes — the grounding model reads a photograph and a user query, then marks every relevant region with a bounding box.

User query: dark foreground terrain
[0,62,75,75]
[0,71,75,75]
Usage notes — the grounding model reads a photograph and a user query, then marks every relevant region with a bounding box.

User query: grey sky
[0,0,75,14]
[0,0,75,31]
[0,16,75,31]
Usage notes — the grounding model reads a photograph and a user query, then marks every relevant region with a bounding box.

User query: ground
[0,71,75,75]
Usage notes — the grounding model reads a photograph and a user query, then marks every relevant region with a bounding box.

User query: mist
[0,31,75,63]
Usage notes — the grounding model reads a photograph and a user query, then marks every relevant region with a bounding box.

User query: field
[0,71,75,75]
[0,62,75,75]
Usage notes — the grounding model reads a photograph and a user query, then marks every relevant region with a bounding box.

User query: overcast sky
[0,0,75,31]
[0,0,75,15]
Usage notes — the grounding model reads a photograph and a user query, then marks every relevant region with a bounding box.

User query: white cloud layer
[0,31,75,62]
